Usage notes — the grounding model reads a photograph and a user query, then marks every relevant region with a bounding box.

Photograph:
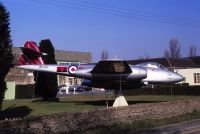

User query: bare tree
[101,49,109,60]
[189,45,197,57]
[144,51,150,59]
[164,49,170,58]
[188,45,200,64]
[164,38,181,59]
[138,52,150,60]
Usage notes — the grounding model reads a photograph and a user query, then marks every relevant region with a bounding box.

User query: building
[54,49,92,86]
[127,57,200,86]
[5,47,92,86]
[178,68,200,85]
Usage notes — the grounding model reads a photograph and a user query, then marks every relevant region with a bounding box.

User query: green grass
[1,95,200,133]
[1,95,109,116]
[1,95,199,118]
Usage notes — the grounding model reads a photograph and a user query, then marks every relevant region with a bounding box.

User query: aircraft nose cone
[176,74,185,82]
[180,76,185,81]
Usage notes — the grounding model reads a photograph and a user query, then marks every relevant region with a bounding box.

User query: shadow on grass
[0,105,32,120]
[58,100,164,107]
[31,98,60,103]
[30,98,164,107]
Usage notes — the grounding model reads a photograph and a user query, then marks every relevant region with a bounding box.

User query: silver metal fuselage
[17,63,184,84]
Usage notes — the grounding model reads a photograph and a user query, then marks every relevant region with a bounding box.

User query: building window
[194,73,200,83]
[74,78,77,85]
[69,78,73,85]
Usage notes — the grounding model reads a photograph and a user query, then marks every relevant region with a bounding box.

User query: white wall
[177,68,200,85]
[5,82,16,100]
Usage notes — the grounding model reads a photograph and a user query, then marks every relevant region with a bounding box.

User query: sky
[1,0,200,62]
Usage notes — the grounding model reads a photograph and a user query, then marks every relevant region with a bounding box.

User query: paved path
[134,119,200,134]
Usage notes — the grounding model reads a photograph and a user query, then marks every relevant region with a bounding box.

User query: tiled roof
[55,49,91,63]
[12,47,92,64]
[127,57,200,68]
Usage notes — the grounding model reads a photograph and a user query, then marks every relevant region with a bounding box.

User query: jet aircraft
[16,41,184,89]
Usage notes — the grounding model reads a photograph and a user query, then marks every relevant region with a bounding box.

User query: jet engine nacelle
[127,66,147,80]
[75,66,147,81]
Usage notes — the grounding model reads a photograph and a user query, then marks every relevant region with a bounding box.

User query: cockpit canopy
[136,62,167,70]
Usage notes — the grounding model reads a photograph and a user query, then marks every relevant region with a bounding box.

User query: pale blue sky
[1,0,200,61]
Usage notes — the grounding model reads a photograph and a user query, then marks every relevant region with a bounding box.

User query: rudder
[18,41,45,65]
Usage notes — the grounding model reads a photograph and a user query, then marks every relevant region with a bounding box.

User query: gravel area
[1,98,200,133]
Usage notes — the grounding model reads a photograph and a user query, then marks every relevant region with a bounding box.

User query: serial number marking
[39,65,49,69]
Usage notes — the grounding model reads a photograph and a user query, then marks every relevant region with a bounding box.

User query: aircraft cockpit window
[136,62,167,70]
[159,64,167,70]
[146,63,159,68]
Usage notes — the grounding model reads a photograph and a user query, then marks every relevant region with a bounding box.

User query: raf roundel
[68,65,78,74]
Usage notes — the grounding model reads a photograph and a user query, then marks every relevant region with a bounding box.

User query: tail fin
[18,41,45,65]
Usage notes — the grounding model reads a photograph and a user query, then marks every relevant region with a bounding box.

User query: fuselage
[17,42,185,89]
[142,67,184,83]
[17,61,184,86]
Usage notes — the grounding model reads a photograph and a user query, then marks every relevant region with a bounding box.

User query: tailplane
[19,41,45,65]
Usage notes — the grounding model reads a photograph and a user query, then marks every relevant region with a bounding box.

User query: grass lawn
[1,95,200,133]
[1,95,199,118]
